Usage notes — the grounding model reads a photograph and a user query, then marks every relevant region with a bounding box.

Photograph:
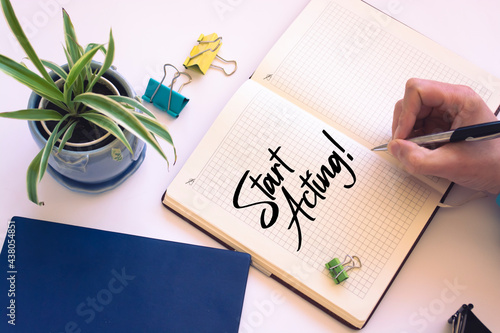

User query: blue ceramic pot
[27,63,146,193]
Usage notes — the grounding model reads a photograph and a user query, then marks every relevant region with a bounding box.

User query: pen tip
[371,144,388,151]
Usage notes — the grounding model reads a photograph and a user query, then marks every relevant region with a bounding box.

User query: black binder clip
[448,304,491,333]
[142,64,192,118]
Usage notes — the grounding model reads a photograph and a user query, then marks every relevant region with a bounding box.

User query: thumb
[387,139,449,176]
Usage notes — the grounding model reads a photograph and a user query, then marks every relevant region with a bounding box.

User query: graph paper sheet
[253,0,500,192]
[191,84,434,299]
[255,0,498,143]
[165,80,444,325]
[164,0,500,328]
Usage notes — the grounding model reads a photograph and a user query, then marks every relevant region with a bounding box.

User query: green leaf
[80,112,133,153]
[108,95,156,118]
[1,0,55,85]
[42,60,68,81]
[0,54,66,110]
[39,120,64,182]
[84,43,106,54]
[62,8,88,98]
[26,116,71,204]
[0,109,63,121]
[26,116,72,205]
[87,29,114,92]
[74,93,169,162]
[63,45,102,110]
[62,8,81,69]
[63,46,74,69]
[26,149,44,205]
[135,112,176,163]
[64,45,101,89]
[58,121,77,152]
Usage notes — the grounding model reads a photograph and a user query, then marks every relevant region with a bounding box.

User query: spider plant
[0,0,175,205]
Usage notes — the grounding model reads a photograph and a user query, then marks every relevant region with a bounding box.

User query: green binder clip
[325,255,362,284]
[142,64,192,118]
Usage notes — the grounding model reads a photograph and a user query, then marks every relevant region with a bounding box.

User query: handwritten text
[233,130,356,250]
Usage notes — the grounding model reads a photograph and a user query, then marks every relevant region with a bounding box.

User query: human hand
[388,78,500,194]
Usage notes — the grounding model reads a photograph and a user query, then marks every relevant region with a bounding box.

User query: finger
[392,99,403,137]
[402,79,493,128]
[394,79,443,139]
[388,139,458,177]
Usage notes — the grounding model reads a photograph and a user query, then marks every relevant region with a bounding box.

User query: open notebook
[163,0,500,329]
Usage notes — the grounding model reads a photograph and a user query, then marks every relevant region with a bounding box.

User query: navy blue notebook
[0,216,251,332]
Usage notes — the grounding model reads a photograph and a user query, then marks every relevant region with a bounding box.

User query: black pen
[371,121,500,151]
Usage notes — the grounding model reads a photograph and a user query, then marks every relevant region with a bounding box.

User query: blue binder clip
[142,64,192,118]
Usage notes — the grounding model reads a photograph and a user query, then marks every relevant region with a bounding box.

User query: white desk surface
[1,1,499,332]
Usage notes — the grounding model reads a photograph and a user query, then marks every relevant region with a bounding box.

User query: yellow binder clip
[183,33,237,76]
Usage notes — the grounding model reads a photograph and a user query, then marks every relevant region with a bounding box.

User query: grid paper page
[267,1,493,147]
[192,89,432,298]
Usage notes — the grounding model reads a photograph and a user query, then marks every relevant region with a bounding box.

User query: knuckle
[403,151,424,175]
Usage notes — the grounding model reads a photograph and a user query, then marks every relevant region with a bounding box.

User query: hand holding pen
[372,121,500,151]
[377,78,500,194]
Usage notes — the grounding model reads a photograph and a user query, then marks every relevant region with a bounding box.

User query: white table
[1,1,499,331]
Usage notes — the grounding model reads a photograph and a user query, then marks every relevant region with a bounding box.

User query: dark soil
[37,77,121,152]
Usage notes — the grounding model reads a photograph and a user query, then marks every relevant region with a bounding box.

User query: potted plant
[0,0,175,205]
